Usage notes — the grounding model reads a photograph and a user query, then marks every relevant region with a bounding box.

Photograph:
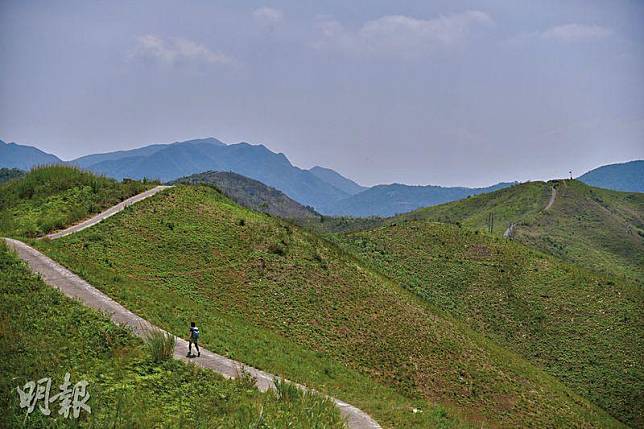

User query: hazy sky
[1,1,642,186]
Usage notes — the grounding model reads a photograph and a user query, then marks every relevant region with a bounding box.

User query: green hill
[32,181,624,428]
[0,242,343,428]
[333,215,643,426]
[171,170,321,221]
[0,165,155,237]
[394,180,644,281]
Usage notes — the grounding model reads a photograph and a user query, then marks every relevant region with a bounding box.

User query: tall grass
[145,330,176,363]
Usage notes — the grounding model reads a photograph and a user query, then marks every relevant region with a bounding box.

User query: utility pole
[569,170,573,180]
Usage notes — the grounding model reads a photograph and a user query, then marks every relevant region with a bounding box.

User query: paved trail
[46,185,173,239]
[6,188,381,429]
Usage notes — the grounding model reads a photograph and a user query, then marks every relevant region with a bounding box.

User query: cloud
[314,11,493,58]
[253,7,284,28]
[131,35,234,66]
[540,24,612,42]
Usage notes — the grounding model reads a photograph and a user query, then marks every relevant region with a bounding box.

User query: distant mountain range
[0,139,61,169]
[329,182,514,217]
[578,160,644,193]
[2,137,641,216]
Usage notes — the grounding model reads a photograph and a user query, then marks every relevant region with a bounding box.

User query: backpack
[191,327,199,339]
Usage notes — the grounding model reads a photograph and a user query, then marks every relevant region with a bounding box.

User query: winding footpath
[5,186,381,429]
[503,185,557,238]
[544,186,557,211]
[46,185,173,239]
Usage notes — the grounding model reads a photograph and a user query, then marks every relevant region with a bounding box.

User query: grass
[332,217,643,426]
[145,330,176,363]
[0,165,156,238]
[395,180,644,281]
[0,242,344,428]
[34,184,624,428]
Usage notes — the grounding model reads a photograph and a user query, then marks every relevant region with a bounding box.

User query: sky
[1,0,643,187]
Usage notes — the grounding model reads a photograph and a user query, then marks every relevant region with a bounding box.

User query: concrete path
[544,186,557,211]
[6,190,381,428]
[45,185,173,240]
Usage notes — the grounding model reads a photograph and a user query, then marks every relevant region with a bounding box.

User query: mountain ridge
[0,139,62,170]
[578,160,644,193]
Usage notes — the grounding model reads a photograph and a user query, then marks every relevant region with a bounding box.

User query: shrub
[145,330,176,363]
[268,243,286,256]
[274,378,302,402]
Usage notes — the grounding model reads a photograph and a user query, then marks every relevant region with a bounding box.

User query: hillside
[309,166,367,195]
[171,171,320,221]
[333,217,643,426]
[0,167,25,183]
[579,160,644,193]
[396,180,644,280]
[0,166,154,237]
[326,182,514,217]
[0,139,62,170]
[0,243,343,428]
[33,182,624,428]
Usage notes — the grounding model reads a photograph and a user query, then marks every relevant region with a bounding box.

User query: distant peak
[174,137,226,146]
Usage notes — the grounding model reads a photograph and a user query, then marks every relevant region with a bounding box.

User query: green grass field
[332,218,643,426]
[0,242,344,428]
[34,183,624,428]
[396,180,644,281]
[0,165,155,238]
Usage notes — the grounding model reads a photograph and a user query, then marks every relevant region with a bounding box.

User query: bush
[145,330,176,363]
[274,378,302,402]
[268,243,286,256]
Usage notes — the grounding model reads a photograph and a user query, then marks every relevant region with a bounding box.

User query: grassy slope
[0,243,343,428]
[514,180,643,281]
[332,219,643,426]
[0,165,155,238]
[172,170,321,221]
[35,185,622,428]
[396,180,644,281]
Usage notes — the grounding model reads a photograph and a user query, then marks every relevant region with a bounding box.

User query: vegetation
[0,167,25,184]
[35,184,623,428]
[0,242,344,428]
[172,170,321,221]
[332,217,643,426]
[145,330,176,363]
[0,165,155,238]
[393,180,643,281]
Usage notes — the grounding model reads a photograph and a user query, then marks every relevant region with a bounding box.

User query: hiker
[188,321,200,357]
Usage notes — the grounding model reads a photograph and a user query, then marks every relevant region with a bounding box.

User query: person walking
[188,321,200,357]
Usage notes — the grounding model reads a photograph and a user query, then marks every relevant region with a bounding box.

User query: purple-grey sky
[1,0,642,187]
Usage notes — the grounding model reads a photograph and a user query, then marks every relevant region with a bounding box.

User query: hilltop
[0,165,155,237]
[20,169,624,428]
[395,180,644,280]
[171,170,320,221]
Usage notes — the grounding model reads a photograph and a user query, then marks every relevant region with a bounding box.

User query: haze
[1,0,643,187]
